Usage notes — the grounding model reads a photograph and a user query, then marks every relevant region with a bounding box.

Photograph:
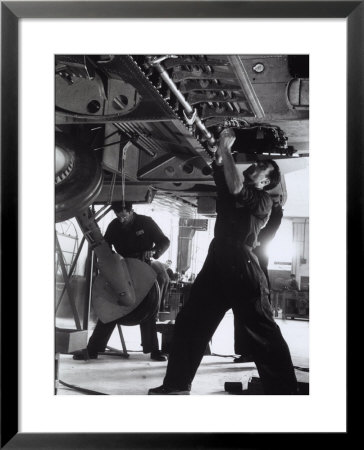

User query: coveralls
[87,213,170,356]
[163,164,297,394]
[234,203,283,356]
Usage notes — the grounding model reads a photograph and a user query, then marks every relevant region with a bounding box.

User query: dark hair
[264,159,281,191]
[112,201,133,212]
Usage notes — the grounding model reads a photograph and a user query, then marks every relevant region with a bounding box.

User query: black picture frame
[1,1,359,447]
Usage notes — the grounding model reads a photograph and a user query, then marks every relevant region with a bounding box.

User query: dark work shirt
[287,279,299,291]
[213,163,273,247]
[257,203,283,247]
[253,203,283,275]
[104,213,170,260]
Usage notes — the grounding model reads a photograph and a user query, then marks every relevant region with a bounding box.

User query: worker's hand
[218,128,236,152]
[144,251,155,260]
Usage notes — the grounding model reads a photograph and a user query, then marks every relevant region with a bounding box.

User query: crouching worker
[148,129,298,394]
[73,201,170,362]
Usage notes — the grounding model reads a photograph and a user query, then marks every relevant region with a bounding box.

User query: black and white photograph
[2,1,356,443]
[55,54,310,396]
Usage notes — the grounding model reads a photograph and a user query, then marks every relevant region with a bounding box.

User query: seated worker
[150,260,170,313]
[164,259,178,281]
[74,201,170,362]
[148,128,297,395]
[234,201,283,363]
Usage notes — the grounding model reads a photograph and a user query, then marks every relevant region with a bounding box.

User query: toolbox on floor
[55,328,88,354]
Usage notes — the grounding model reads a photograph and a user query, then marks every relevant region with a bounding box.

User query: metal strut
[147,55,217,150]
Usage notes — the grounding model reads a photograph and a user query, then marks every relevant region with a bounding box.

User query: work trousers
[87,291,159,355]
[163,238,298,394]
[234,314,251,356]
[234,248,269,356]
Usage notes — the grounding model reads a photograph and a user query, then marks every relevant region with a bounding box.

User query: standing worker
[148,128,297,394]
[73,201,170,362]
[286,273,299,291]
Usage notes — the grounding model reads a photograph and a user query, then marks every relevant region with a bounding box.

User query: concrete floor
[57,310,309,395]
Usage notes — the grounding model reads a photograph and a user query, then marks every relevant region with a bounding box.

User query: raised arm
[217,129,244,195]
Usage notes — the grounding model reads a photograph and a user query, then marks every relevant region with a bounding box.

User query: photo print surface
[55,54,309,396]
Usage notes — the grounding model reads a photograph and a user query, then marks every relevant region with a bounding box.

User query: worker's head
[112,201,134,225]
[243,159,281,190]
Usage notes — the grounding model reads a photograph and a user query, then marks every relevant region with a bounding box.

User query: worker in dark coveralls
[234,201,283,363]
[149,128,297,394]
[74,201,170,361]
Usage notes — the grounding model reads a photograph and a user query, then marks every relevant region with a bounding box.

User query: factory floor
[57,310,309,395]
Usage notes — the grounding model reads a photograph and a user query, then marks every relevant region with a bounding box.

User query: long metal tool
[148,56,216,149]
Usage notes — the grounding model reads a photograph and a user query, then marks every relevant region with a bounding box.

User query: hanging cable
[108,172,117,206]
[121,144,128,209]
[58,379,108,395]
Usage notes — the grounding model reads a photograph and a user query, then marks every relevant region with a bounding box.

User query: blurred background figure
[285,273,299,291]
[151,260,171,313]
[164,259,178,281]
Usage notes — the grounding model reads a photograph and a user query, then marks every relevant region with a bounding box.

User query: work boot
[148,385,190,395]
[150,350,167,361]
[72,349,98,361]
